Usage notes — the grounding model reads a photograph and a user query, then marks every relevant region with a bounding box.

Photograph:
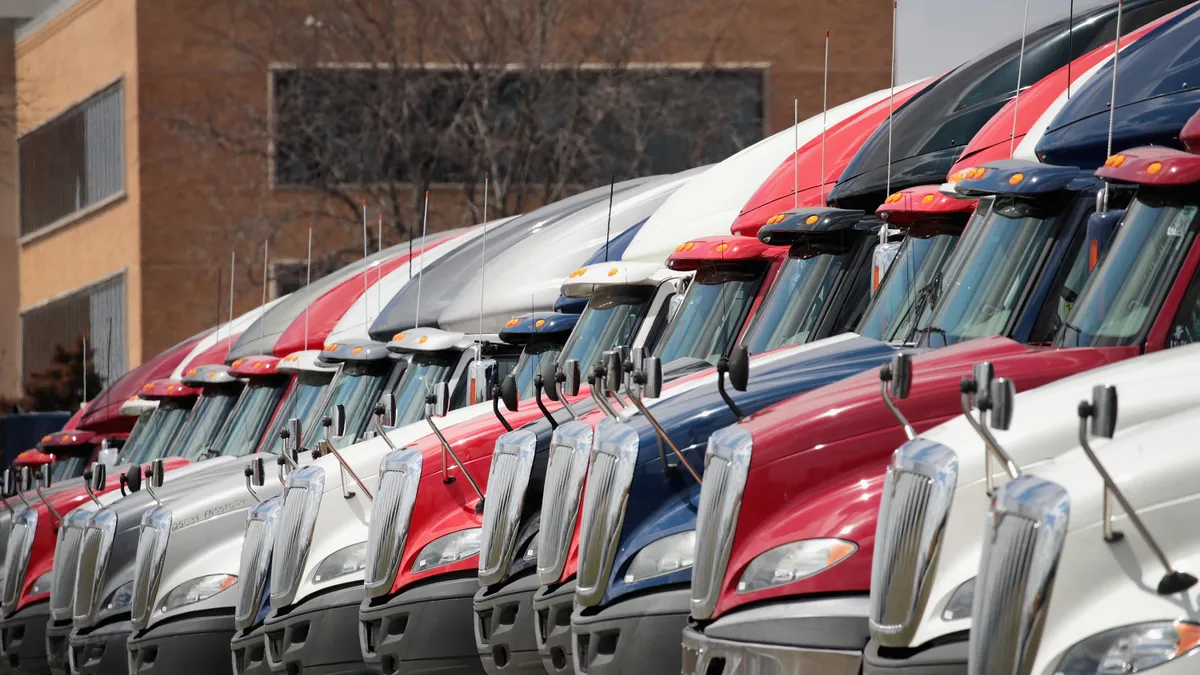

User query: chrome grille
[130,506,173,629]
[574,419,639,607]
[72,508,118,629]
[690,425,752,620]
[478,430,538,585]
[968,476,1069,675]
[869,439,959,646]
[51,510,91,621]
[235,497,281,630]
[536,420,594,586]
[1,507,38,615]
[363,448,422,598]
[269,466,325,608]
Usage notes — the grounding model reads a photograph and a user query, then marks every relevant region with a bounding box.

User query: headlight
[156,575,237,614]
[312,543,367,583]
[941,577,975,621]
[1056,621,1200,674]
[101,581,133,614]
[29,571,52,597]
[623,531,695,584]
[412,529,482,574]
[736,539,856,594]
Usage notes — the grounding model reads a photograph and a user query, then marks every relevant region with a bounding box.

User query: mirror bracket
[533,375,559,430]
[716,357,745,422]
[426,401,485,510]
[629,369,701,485]
[959,375,1020,496]
[879,357,916,440]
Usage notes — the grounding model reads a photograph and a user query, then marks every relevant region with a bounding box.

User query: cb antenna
[1009,0,1031,155]
[821,30,830,204]
[793,98,799,208]
[261,238,269,344]
[305,227,312,348]
[415,191,429,328]
[605,174,615,262]
[81,334,87,403]
[1103,0,1124,211]
[362,201,370,328]
[377,213,384,324]
[883,0,897,246]
[228,250,235,339]
[480,172,489,339]
[1067,0,1075,98]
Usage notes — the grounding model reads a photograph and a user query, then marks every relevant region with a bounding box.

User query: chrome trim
[1,506,37,615]
[72,508,118,628]
[363,448,422,598]
[690,425,752,620]
[536,420,594,586]
[968,475,1070,675]
[130,505,173,629]
[681,626,861,675]
[868,438,959,646]
[478,429,538,585]
[574,418,639,607]
[269,465,325,608]
[234,496,281,630]
[50,510,90,621]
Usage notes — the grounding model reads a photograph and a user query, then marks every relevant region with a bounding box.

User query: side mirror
[605,350,623,395]
[988,378,1016,431]
[2,469,14,497]
[430,382,450,417]
[284,418,303,453]
[148,459,165,489]
[20,466,34,492]
[376,393,398,428]
[90,463,107,491]
[329,404,347,440]
[97,439,119,466]
[541,358,561,402]
[887,353,912,400]
[1089,385,1118,439]
[248,457,266,488]
[728,345,750,392]
[38,463,52,489]
[628,347,648,377]
[972,362,994,406]
[124,466,142,493]
[500,374,519,412]
[642,356,663,399]
[468,358,498,405]
[562,360,581,397]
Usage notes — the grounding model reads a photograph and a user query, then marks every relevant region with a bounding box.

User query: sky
[898,0,1114,80]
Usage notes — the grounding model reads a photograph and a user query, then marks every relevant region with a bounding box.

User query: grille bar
[270,466,325,608]
[536,421,594,587]
[1,507,38,615]
[363,448,423,598]
[130,506,172,630]
[574,419,639,607]
[478,429,538,586]
[51,511,90,620]
[690,425,752,620]
[235,497,281,630]
[72,508,118,629]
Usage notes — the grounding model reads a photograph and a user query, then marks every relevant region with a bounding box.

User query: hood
[553,219,647,313]
[368,178,653,341]
[438,171,699,334]
[829,0,1182,211]
[1035,2,1200,168]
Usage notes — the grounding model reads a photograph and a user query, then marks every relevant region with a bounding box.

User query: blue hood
[1036,4,1200,168]
[597,334,897,605]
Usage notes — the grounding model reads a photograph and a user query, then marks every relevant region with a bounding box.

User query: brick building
[0,0,894,399]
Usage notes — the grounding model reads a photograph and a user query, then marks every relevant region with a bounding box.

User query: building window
[19,82,125,236]
[21,274,126,387]
[272,66,764,187]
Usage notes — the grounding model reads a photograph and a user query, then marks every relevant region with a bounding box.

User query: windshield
[391,353,458,428]
[916,198,1067,347]
[126,402,194,464]
[1060,198,1200,348]
[52,452,90,482]
[513,343,564,400]
[260,371,336,455]
[859,234,961,343]
[742,245,859,353]
[655,263,766,366]
[116,412,153,464]
[309,362,392,450]
[558,285,656,370]
[208,379,289,458]
[164,386,243,459]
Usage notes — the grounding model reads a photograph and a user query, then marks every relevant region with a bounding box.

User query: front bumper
[265,583,379,675]
[359,573,484,675]
[230,624,270,675]
[1,599,51,674]
[570,585,690,675]
[862,636,967,674]
[126,612,236,675]
[680,595,871,675]
[45,619,72,675]
[473,573,541,675]
[67,618,132,675]
[531,581,574,674]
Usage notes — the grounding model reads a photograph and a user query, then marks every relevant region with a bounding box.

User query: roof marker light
[806,215,820,225]
[418,336,428,344]
[353,347,363,355]
[716,243,729,252]
[186,368,198,376]
[1009,173,1025,185]
[393,333,406,342]
[535,319,546,328]
[1148,162,1163,175]
[608,268,619,276]
[922,194,935,204]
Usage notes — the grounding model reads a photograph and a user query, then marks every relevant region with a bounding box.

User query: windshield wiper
[896,270,943,344]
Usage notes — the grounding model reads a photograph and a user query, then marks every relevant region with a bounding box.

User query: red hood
[732,80,930,237]
[711,339,1132,618]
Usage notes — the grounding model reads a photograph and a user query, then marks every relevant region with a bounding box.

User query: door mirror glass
[562,360,581,397]
[468,358,498,405]
[90,462,107,491]
[541,358,561,402]
[728,346,750,392]
[888,353,913,400]
[123,466,142,493]
[248,457,266,488]
[989,378,1016,431]
[430,382,450,417]
[605,350,623,395]
[1090,384,1118,439]
[285,418,303,453]
[2,469,14,498]
[96,440,119,467]
[376,393,398,428]
[500,374,519,412]
[37,463,52,489]
[149,459,165,489]
[329,404,347,440]
[642,356,663,399]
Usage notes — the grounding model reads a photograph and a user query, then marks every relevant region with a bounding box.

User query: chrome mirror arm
[630,373,702,485]
[589,368,618,419]
[426,407,485,513]
[244,468,262,503]
[555,377,577,419]
[374,414,397,452]
[35,484,63,527]
[320,425,373,501]
[1076,405,1196,595]
[958,379,1019,496]
[881,381,916,441]
[82,471,103,508]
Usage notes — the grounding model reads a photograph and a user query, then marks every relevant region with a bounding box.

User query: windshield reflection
[126,403,194,464]
[390,354,457,429]
[859,234,960,343]
[116,412,153,464]
[261,371,335,455]
[165,387,243,459]
[52,453,89,482]
[307,362,391,450]
[916,200,1066,347]
[558,286,656,370]
[742,243,860,354]
[655,263,765,365]
[1060,199,1200,347]
[208,380,289,458]
[513,343,565,400]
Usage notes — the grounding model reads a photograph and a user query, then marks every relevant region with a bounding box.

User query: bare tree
[160,0,758,277]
